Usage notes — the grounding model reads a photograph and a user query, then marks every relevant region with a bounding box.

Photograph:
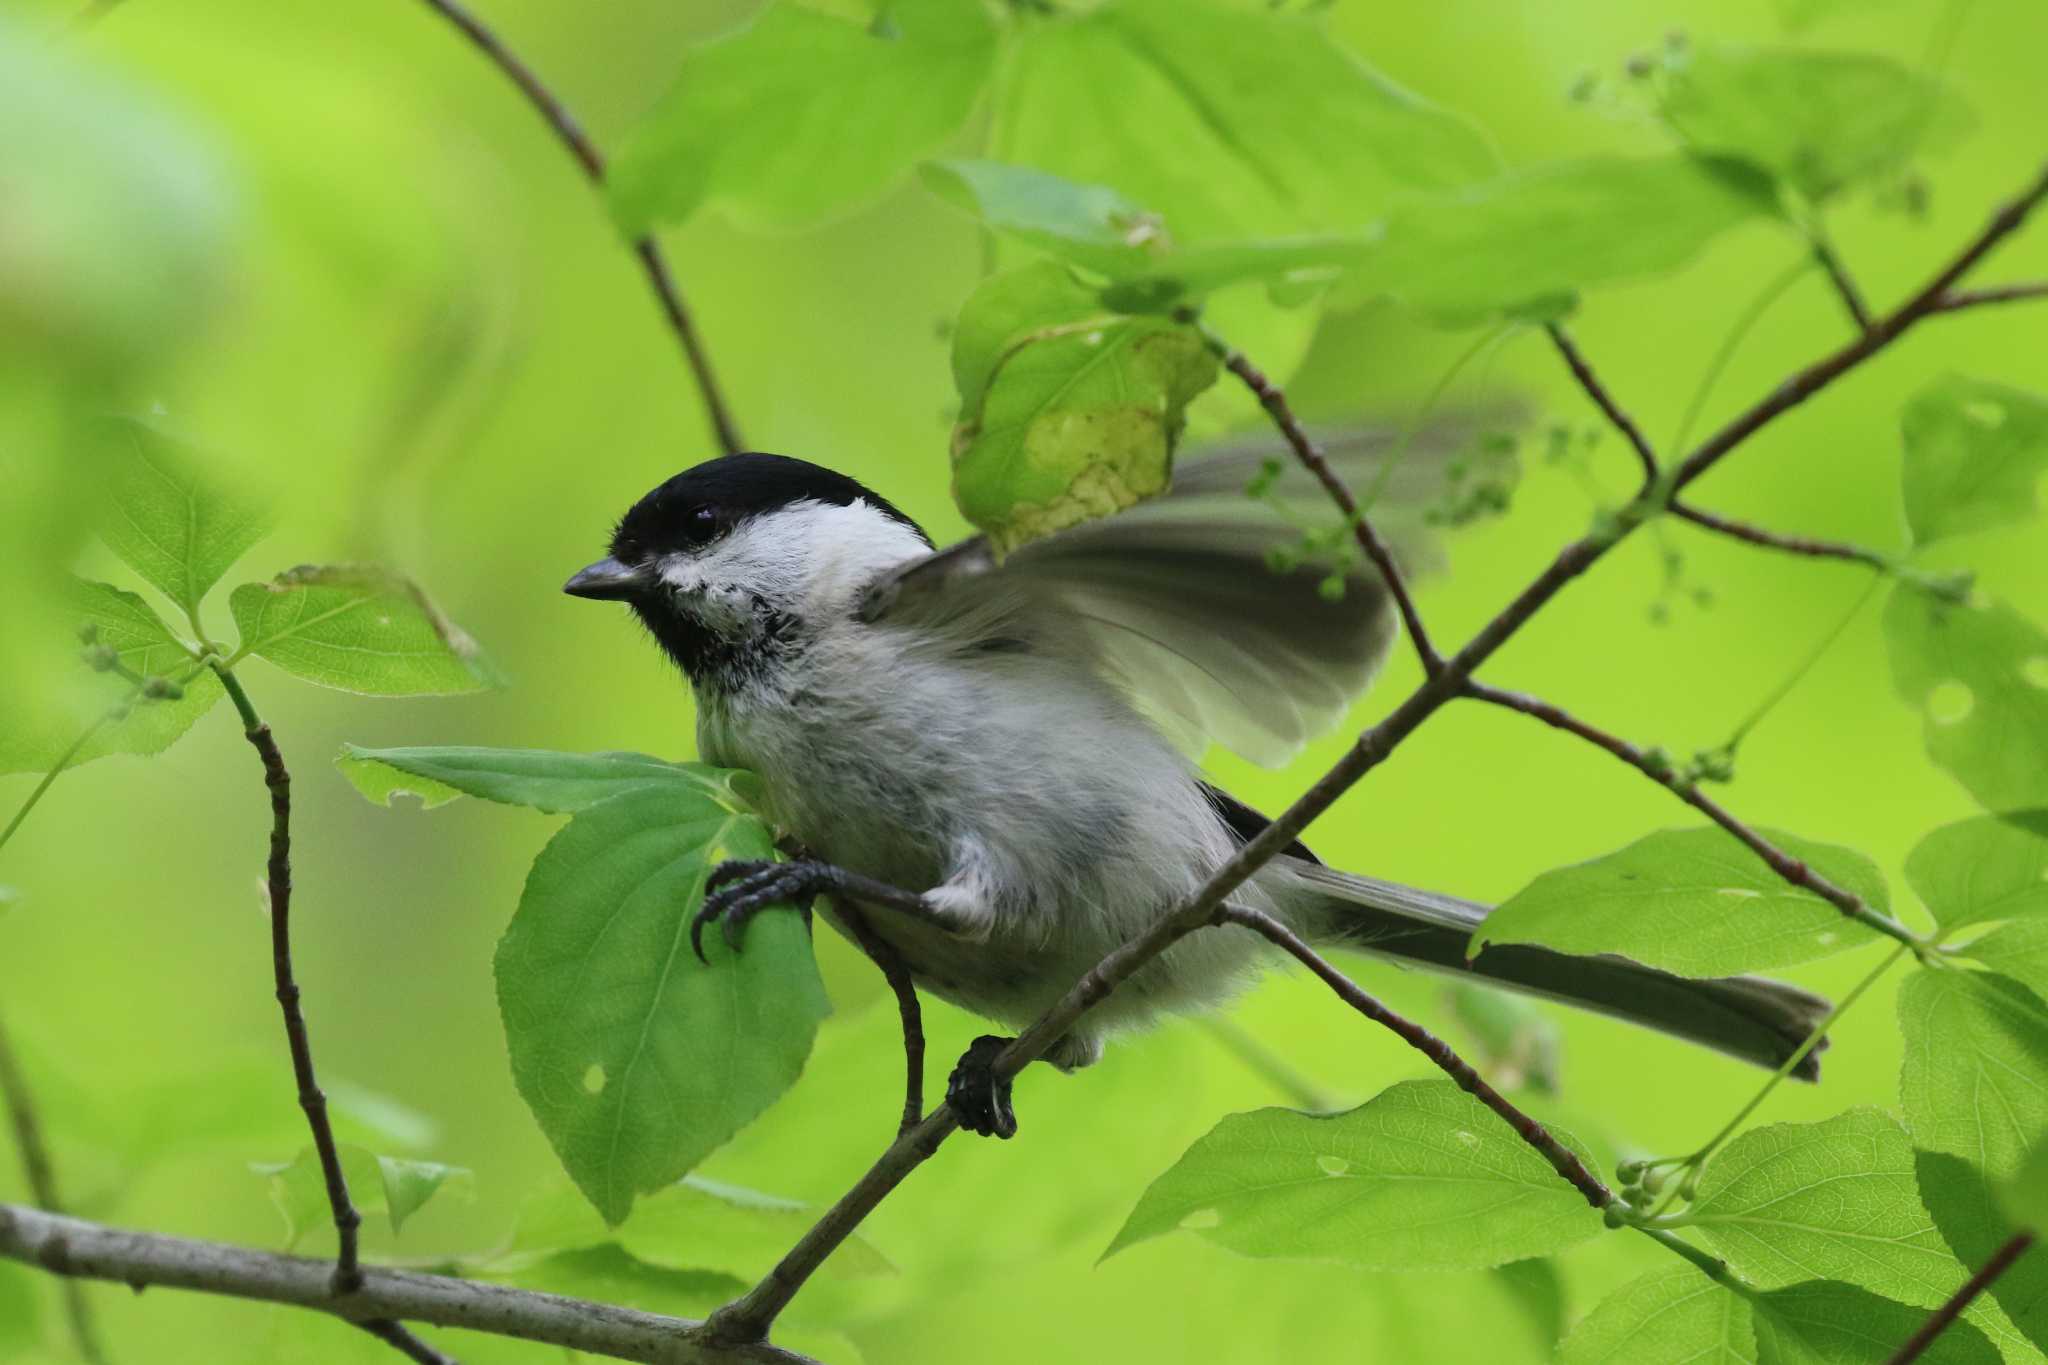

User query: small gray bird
[565,447,1828,1137]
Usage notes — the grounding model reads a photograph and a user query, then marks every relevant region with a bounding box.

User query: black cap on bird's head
[563,452,928,603]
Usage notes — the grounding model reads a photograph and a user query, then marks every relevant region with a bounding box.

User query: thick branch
[1209,339,1443,674]
[414,0,743,455]
[1545,322,1659,485]
[1884,1232,2036,1365]
[1218,905,1612,1208]
[1669,502,1891,569]
[830,903,926,1138]
[1462,681,1922,949]
[707,164,2046,1343]
[214,669,363,1295]
[0,1204,818,1365]
[0,1015,106,1363]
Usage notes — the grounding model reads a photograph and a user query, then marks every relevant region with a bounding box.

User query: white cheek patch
[664,499,931,619]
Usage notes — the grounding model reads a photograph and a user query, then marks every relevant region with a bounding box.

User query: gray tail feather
[1281,861,1832,1081]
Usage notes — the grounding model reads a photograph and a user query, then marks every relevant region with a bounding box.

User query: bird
[564,447,1830,1138]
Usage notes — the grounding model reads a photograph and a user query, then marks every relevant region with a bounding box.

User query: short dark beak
[563,557,648,602]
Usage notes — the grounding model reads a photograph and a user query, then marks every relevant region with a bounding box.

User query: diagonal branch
[413,0,743,455]
[1545,322,1660,485]
[1207,335,1444,675]
[699,159,2048,1348]
[1460,681,1923,948]
[0,1014,106,1364]
[1928,280,2048,313]
[0,1203,819,1365]
[1669,502,1892,569]
[1884,1231,2037,1365]
[1809,232,1875,333]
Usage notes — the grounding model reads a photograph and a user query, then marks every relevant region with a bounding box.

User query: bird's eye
[683,505,722,543]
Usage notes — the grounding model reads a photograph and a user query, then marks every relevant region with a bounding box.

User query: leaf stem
[1666,255,1810,458]
[1668,502,1894,570]
[1721,576,1886,754]
[0,719,111,861]
[1196,1016,1339,1113]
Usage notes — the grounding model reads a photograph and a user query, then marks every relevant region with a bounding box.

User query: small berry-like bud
[1624,51,1654,80]
[83,644,121,672]
[1567,71,1598,104]
[141,675,184,701]
[1318,574,1347,603]
[1641,1167,1667,1195]
[1678,1173,1700,1203]
[77,621,100,645]
[1602,1201,1630,1229]
[1616,1158,1647,1184]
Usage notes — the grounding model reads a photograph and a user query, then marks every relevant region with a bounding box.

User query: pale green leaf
[610,0,997,234]
[0,579,222,776]
[1448,983,1562,1094]
[1963,918,2048,1003]
[1883,584,2048,813]
[256,1144,471,1243]
[1907,812,2048,935]
[2006,1139,2048,1233]
[92,417,269,614]
[1752,1280,1998,1364]
[229,566,500,696]
[494,785,829,1224]
[1661,45,1972,202]
[1103,1079,1605,1270]
[1341,155,1775,323]
[1559,1266,1756,1365]
[1690,1109,1968,1307]
[1476,826,1886,977]
[1901,375,2048,547]
[1494,1257,1569,1350]
[336,744,750,816]
[1914,1150,2048,1360]
[949,262,1218,553]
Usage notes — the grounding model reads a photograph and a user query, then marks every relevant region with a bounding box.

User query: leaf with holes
[494,782,827,1225]
[1883,583,2048,813]
[1902,375,2048,547]
[1751,1280,1998,1364]
[229,566,500,696]
[337,744,753,816]
[609,0,996,235]
[92,417,270,616]
[1907,812,2048,936]
[1559,1266,1756,1365]
[1475,825,1886,977]
[0,579,223,776]
[1660,45,1972,202]
[1102,1079,1604,1270]
[1690,1109,1969,1308]
[949,261,1218,554]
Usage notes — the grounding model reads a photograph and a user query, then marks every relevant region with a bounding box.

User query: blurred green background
[3,0,2046,1360]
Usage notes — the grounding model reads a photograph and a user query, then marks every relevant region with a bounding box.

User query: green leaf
[1907,812,2048,936]
[1494,1257,1569,1350]
[337,744,751,816]
[1340,156,1775,323]
[1883,584,2048,814]
[1103,1079,1605,1270]
[478,1244,743,1320]
[1751,1280,1998,1364]
[609,0,997,235]
[949,262,1219,553]
[92,417,269,615]
[1914,1151,2048,1360]
[255,1144,471,1243]
[504,1177,890,1281]
[1476,826,1886,977]
[2005,1137,2048,1232]
[1690,1109,1968,1307]
[1660,45,1972,202]
[494,784,829,1224]
[1962,918,2048,1002]
[0,579,222,776]
[1901,375,2048,547]
[229,566,500,696]
[1559,1266,1756,1365]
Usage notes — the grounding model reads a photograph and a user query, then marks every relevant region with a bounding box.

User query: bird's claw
[692,859,808,964]
[946,1035,1018,1139]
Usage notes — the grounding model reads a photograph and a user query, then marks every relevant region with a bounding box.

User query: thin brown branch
[360,1318,458,1364]
[695,160,2048,1347]
[1545,322,1659,485]
[215,669,362,1296]
[1929,281,2048,313]
[0,1015,106,1364]
[1810,234,1875,333]
[0,1204,818,1364]
[1460,681,1923,948]
[413,0,743,455]
[1218,905,1612,1209]
[1883,1231,2036,1365]
[830,903,926,1138]
[1669,502,1892,569]
[1208,338,1444,675]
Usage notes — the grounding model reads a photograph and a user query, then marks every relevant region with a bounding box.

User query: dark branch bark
[413,0,743,455]
[1210,340,1444,675]
[1545,322,1659,485]
[1810,234,1875,333]
[214,669,363,1296]
[1883,1231,2036,1365]
[1669,502,1891,569]
[0,1204,818,1365]
[0,1015,106,1363]
[360,1318,459,1365]
[1217,904,1613,1209]
[1929,280,2048,313]
[830,903,926,1139]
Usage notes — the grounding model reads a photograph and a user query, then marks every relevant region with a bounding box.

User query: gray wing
[860,422,1494,767]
